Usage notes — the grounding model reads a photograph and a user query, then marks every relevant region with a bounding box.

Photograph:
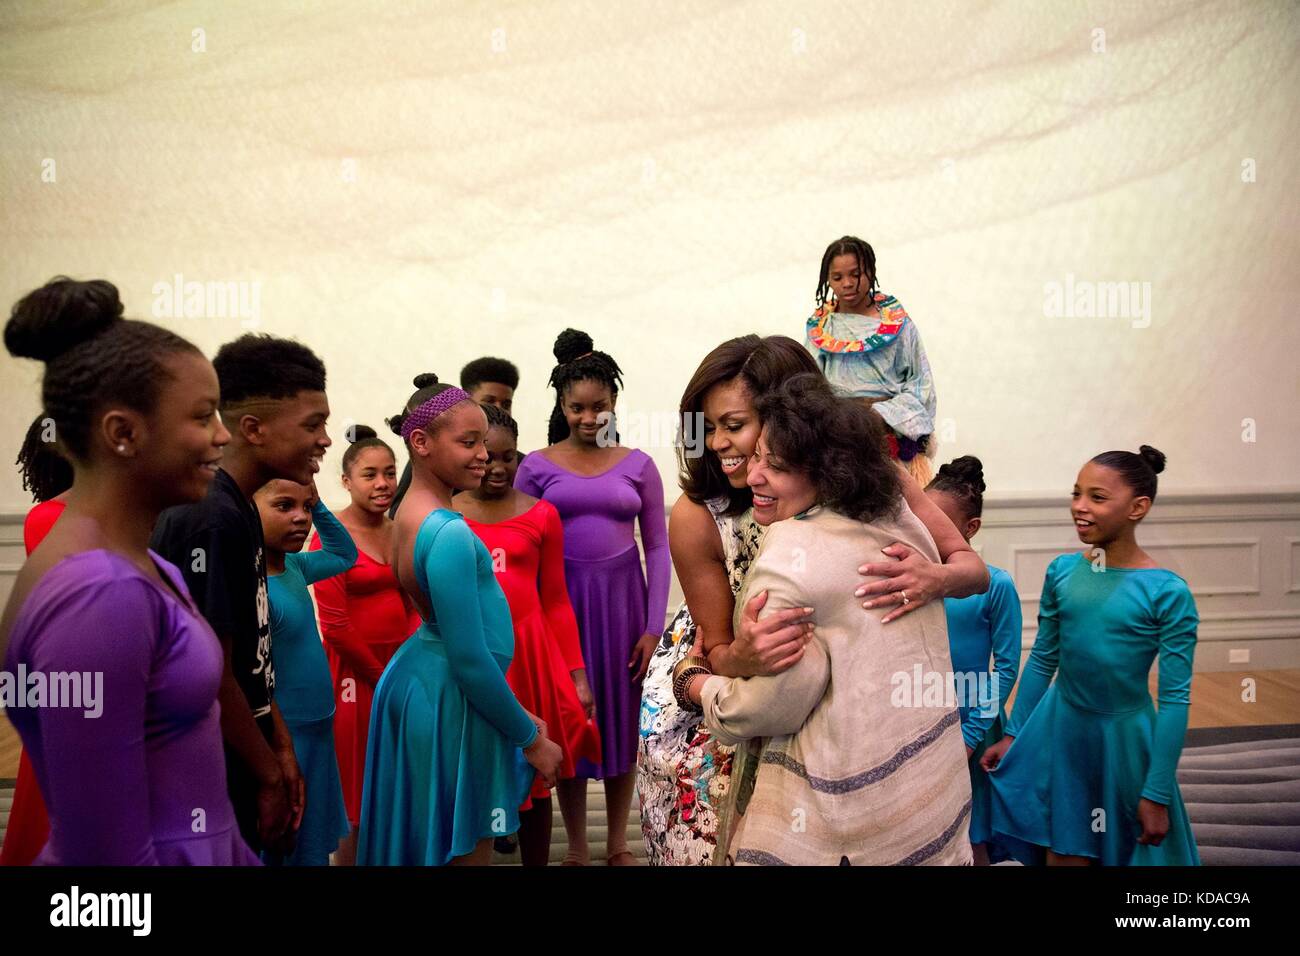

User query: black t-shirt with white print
[151,467,275,729]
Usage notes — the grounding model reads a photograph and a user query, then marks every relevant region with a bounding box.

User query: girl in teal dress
[257,479,355,866]
[358,376,564,866]
[924,456,1021,865]
[981,445,1200,866]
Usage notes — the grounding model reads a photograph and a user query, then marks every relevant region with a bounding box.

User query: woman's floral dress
[636,498,763,865]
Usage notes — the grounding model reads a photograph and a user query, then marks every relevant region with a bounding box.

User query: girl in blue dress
[981,445,1200,866]
[359,375,563,866]
[924,456,1021,865]
[257,479,356,865]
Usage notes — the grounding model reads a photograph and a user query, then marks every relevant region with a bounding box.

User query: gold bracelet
[672,654,712,682]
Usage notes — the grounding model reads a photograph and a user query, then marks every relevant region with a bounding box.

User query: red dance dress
[0,498,65,866]
[309,532,422,826]
[466,499,602,806]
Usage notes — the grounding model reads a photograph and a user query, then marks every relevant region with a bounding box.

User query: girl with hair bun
[981,446,1201,866]
[358,375,563,865]
[515,329,670,865]
[1,277,257,864]
[925,456,1022,865]
[307,420,420,864]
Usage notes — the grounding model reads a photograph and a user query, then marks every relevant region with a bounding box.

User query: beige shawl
[701,503,972,865]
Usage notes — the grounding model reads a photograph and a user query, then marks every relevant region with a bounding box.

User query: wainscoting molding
[2,489,1297,674]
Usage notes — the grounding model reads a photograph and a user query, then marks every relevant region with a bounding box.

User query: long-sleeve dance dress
[987,552,1200,865]
[357,509,537,865]
[0,498,64,866]
[266,501,356,864]
[466,499,602,804]
[309,522,422,826]
[514,449,670,780]
[942,564,1021,849]
[3,548,259,865]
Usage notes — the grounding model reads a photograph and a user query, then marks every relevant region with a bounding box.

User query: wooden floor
[2,670,1298,779]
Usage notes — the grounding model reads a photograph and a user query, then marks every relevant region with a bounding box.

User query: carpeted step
[1197,845,1300,866]
[1185,800,1300,825]
[1178,779,1300,804]
[1178,766,1300,784]
[1191,822,1300,851]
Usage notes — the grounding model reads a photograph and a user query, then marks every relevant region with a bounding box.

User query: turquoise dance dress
[266,501,355,865]
[987,553,1200,865]
[942,565,1021,849]
[357,509,537,865]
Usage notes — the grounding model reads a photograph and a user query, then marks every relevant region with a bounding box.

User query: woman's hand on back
[731,589,815,677]
[855,543,945,623]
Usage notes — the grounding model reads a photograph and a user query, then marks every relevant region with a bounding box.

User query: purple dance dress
[3,549,260,865]
[515,449,670,779]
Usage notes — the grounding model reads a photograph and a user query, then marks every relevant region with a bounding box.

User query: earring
[117,444,127,454]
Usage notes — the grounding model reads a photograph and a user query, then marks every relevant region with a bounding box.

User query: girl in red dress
[308,425,421,865]
[459,404,601,866]
[1,414,73,866]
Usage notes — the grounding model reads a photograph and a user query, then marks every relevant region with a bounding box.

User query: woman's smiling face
[701,377,761,489]
[746,425,817,525]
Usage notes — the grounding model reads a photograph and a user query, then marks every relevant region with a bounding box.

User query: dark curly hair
[678,334,822,516]
[926,455,986,522]
[386,372,477,444]
[213,333,326,408]
[5,276,204,462]
[815,235,879,310]
[1091,445,1166,501]
[341,424,394,475]
[546,328,623,445]
[481,402,518,440]
[754,373,901,523]
[16,412,74,503]
[461,356,519,392]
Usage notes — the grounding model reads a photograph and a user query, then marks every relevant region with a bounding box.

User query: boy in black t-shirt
[152,334,331,855]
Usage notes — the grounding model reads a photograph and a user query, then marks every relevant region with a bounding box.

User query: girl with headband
[357,374,563,865]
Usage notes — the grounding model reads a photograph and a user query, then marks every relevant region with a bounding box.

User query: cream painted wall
[1,0,1297,513]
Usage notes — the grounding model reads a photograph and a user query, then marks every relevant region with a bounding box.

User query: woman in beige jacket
[679,373,973,865]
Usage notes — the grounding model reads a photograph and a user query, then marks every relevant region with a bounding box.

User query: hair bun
[350,424,377,443]
[5,277,123,363]
[412,372,439,389]
[553,328,594,364]
[386,412,406,437]
[1138,444,1166,475]
[938,455,985,493]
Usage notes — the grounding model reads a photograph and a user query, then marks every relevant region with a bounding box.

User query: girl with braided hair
[805,235,938,485]
[0,414,74,866]
[515,329,670,864]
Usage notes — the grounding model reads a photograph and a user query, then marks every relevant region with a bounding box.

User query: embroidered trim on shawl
[806,292,908,354]
[758,709,960,794]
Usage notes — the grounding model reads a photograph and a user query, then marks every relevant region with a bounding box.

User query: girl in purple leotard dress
[515,329,670,865]
[0,277,258,865]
